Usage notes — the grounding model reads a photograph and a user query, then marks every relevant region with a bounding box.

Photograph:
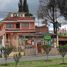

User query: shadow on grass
[0,63,9,66]
[44,59,52,62]
[59,63,67,65]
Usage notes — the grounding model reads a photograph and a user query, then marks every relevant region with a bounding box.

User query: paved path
[0,55,64,64]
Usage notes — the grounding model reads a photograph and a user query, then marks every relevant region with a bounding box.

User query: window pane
[16,23,20,28]
[6,23,13,28]
[21,23,29,27]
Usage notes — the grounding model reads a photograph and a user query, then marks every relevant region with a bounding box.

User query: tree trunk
[62,56,64,63]
[46,54,48,61]
[15,62,18,67]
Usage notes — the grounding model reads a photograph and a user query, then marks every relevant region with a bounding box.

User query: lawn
[0,58,67,67]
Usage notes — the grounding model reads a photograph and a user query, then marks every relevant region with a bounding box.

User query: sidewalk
[0,54,67,64]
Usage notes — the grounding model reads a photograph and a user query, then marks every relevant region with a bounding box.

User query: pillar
[35,41,38,55]
[56,35,59,47]
[2,34,6,47]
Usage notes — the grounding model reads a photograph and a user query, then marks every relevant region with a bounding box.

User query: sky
[0,0,39,18]
[0,0,67,31]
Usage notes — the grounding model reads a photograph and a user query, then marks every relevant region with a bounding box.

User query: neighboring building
[0,0,48,55]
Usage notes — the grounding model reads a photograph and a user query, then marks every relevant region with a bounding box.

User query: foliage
[38,0,67,19]
[18,0,23,12]
[48,0,67,19]
[58,45,67,57]
[25,13,33,16]
[42,45,52,61]
[58,45,67,63]
[2,46,13,65]
[23,0,29,13]
[2,46,13,59]
[38,0,61,33]
[58,33,67,37]
[42,45,51,55]
[57,0,67,19]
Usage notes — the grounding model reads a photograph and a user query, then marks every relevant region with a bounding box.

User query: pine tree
[18,0,23,12]
[23,0,29,13]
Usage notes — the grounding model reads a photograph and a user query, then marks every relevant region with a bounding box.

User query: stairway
[49,47,59,56]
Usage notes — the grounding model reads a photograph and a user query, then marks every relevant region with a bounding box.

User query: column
[20,23,22,29]
[56,35,59,47]
[17,35,19,52]
[2,34,6,47]
[35,41,38,55]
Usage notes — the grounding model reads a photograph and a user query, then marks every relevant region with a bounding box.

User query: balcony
[5,28,35,33]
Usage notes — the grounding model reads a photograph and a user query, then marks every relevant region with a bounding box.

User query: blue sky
[0,0,39,18]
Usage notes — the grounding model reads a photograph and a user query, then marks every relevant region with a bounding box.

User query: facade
[0,12,48,55]
[0,0,48,55]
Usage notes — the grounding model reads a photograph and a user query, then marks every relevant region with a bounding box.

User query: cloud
[0,0,18,11]
[0,0,39,12]
[0,0,18,18]
[28,0,39,14]
[0,0,39,18]
[0,0,12,10]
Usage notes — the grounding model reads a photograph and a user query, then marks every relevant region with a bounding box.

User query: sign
[43,34,51,40]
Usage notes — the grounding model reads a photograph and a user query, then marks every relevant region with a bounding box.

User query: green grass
[0,58,67,67]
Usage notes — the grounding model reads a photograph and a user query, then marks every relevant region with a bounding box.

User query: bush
[2,46,13,64]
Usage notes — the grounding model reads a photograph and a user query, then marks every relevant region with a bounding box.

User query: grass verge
[0,57,67,67]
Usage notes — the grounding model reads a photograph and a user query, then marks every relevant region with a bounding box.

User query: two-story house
[0,0,48,55]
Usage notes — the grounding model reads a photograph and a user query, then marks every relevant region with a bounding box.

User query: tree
[23,0,29,13]
[13,52,21,67]
[42,45,52,61]
[18,0,33,16]
[2,46,13,65]
[18,0,23,12]
[57,0,67,19]
[38,0,61,34]
[58,45,67,64]
[18,0,29,13]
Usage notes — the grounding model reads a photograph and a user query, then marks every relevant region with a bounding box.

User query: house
[0,0,48,55]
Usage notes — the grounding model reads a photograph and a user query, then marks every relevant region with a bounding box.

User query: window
[21,23,29,27]
[6,23,13,28]
[6,34,8,39]
[16,23,20,28]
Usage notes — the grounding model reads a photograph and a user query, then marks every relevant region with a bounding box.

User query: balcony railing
[5,28,35,32]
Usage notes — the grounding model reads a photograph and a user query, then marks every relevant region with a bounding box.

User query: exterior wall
[0,15,49,56]
[29,22,35,29]
[59,36,67,41]
[2,22,35,33]
[35,25,48,33]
